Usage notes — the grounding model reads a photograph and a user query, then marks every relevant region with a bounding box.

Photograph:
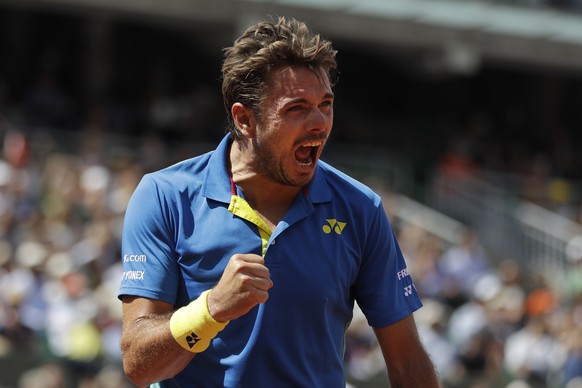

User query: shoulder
[317,160,382,207]
[127,152,215,214]
[144,151,213,192]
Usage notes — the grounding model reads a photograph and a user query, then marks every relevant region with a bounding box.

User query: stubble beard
[254,140,313,188]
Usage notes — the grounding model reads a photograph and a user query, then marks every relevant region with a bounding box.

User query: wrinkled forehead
[264,65,332,98]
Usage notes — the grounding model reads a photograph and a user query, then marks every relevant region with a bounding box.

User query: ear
[231,103,256,139]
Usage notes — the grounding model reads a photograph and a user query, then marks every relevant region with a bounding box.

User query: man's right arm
[120,253,273,387]
[120,296,196,388]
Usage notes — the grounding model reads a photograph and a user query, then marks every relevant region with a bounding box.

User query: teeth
[295,141,321,167]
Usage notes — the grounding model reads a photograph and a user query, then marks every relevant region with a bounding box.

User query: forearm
[121,312,195,387]
[387,355,440,388]
[374,317,441,388]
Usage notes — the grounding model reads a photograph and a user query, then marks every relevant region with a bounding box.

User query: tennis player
[119,16,439,388]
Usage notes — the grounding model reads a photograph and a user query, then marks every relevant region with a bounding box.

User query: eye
[288,105,304,111]
[320,100,333,109]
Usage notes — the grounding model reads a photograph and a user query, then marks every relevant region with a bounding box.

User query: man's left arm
[374,314,440,388]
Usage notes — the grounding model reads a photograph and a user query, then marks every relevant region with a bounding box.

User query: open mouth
[294,141,322,167]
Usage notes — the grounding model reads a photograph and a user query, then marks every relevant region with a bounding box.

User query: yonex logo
[122,270,145,280]
[404,285,413,296]
[322,219,347,235]
[186,332,201,348]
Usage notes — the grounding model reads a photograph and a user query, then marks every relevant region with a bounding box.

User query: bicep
[374,314,424,364]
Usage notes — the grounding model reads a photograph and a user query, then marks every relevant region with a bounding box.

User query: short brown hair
[221,16,338,139]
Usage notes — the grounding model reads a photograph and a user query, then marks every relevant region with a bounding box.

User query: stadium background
[1,0,582,387]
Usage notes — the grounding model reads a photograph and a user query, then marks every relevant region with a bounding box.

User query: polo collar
[201,134,234,204]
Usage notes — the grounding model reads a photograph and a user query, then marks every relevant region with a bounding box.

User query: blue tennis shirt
[119,134,422,387]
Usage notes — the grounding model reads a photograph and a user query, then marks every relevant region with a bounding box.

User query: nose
[307,106,332,133]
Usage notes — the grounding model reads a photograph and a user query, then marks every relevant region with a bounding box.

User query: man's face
[252,65,334,187]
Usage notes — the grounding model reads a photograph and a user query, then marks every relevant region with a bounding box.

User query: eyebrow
[286,93,335,105]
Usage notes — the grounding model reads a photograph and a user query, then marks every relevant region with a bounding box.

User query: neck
[229,140,301,225]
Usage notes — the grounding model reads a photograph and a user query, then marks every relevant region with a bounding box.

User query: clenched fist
[207,253,273,322]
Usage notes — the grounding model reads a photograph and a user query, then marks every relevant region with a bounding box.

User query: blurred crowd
[0,125,142,387]
[515,0,582,11]
[435,120,582,225]
[346,218,582,388]
[0,121,581,388]
[2,6,582,387]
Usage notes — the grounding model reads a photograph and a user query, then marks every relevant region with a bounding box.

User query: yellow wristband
[169,290,229,353]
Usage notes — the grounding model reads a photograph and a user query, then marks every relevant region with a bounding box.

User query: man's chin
[290,170,316,187]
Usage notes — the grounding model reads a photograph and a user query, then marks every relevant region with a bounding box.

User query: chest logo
[322,218,347,235]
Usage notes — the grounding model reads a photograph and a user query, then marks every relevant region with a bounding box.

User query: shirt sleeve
[353,202,422,328]
[118,174,180,304]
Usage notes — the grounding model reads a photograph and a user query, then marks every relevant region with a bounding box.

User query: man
[119,16,439,388]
